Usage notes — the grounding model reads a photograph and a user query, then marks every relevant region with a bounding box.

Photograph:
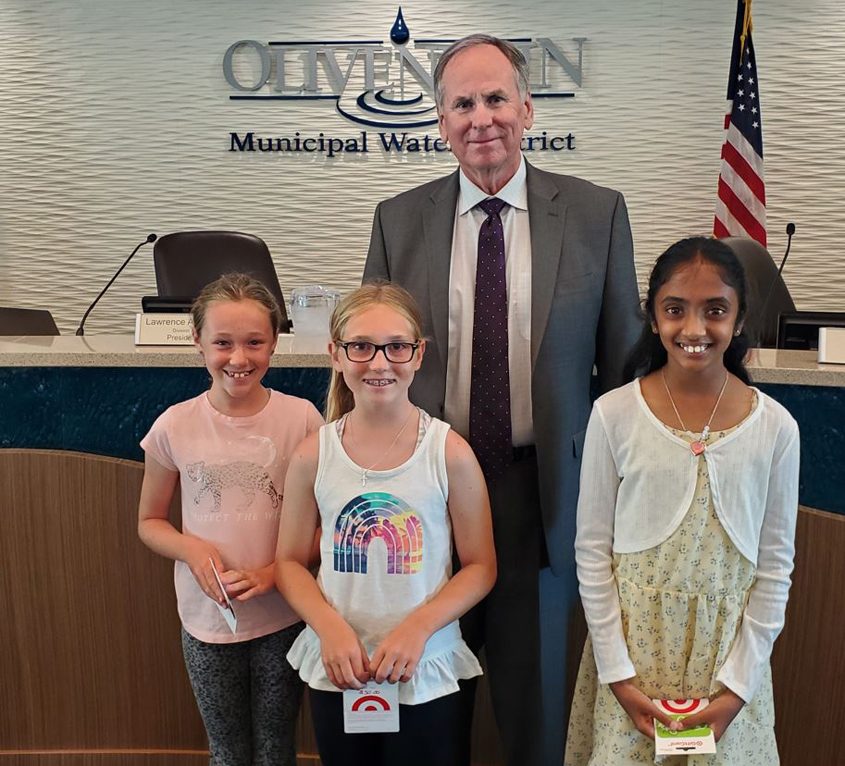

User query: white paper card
[209,558,238,634]
[343,682,400,733]
[653,698,717,755]
[134,313,194,345]
[819,326,845,364]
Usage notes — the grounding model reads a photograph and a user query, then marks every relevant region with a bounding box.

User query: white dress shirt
[444,155,534,446]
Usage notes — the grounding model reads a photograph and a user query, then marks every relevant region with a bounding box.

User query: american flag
[714,0,766,246]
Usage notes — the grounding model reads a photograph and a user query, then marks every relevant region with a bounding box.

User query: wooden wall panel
[0,450,207,755]
[771,505,845,766]
[0,448,501,766]
[0,754,209,766]
[0,755,319,765]
[2,450,836,765]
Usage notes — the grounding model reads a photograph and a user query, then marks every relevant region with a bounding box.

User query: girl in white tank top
[275,283,496,766]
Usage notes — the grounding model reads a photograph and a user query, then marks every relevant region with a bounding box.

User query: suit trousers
[461,454,577,766]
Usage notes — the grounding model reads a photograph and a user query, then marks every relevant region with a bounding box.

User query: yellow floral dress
[566,410,778,765]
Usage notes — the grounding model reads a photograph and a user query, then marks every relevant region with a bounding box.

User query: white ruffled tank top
[287,412,482,704]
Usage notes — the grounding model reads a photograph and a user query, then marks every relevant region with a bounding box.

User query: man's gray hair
[433,34,530,109]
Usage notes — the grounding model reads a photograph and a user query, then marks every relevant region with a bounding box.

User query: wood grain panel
[771,505,845,766]
[0,449,321,763]
[0,753,209,766]
[0,448,497,765]
[3,450,836,766]
[0,755,320,765]
[0,450,203,751]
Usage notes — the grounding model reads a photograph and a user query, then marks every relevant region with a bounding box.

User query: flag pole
[740,0,753,51]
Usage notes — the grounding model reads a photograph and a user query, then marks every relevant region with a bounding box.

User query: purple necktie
[469,197,512,480]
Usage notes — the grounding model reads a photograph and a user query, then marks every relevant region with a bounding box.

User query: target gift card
[653,698,717,755]
[343,681,400,733]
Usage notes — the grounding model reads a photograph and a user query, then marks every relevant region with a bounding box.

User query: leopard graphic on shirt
[186,460,281,512]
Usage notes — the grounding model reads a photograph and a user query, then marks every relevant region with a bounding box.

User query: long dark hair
[623,236,752,384]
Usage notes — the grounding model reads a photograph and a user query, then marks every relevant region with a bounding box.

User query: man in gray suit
[364,34,640,765]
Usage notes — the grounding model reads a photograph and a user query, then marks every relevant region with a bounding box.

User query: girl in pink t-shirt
[139,274,323,766]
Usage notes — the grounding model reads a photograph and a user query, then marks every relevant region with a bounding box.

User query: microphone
[76,233,157,336]
[778,222,796,276]
[757,223,795,345]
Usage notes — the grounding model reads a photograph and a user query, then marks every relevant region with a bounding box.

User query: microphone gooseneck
[779,223,795,275]
[757,223,796,346]
[75,233,157,336]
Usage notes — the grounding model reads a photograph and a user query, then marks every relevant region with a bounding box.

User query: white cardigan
[575,379,800,702]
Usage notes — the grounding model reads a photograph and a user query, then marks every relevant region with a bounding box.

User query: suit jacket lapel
[527,163,567,369]
[423,171,459,371]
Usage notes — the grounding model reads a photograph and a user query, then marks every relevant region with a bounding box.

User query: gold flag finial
[739,0,753,53]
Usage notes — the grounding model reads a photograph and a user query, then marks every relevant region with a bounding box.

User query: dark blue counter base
[758,383,844,516]
[0,366,330,462]
[1,369,841,514]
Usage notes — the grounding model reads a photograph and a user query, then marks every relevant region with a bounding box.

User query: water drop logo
[336,8,438,128]
[390,7,410,45]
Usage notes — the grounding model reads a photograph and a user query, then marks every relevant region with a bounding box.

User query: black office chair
[721,236,796,348]
[0,307,60,336]
[153,231,291,332]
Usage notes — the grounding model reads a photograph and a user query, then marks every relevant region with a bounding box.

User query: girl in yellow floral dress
[566,237,800,765]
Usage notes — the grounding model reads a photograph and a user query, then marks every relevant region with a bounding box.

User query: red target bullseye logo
[351,694,391,712]
[658,699,703,715]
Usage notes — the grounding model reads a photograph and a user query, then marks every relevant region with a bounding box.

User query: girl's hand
[370,617,428,684]
[678,688,745,742]
[221,564,275,602]
[182,537,227,605]
[610,679,682,739]
[319,617,371,690]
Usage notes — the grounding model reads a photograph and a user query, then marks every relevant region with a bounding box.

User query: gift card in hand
[209,558,237,634]
[653,698,717,755]
[343,681,400,733]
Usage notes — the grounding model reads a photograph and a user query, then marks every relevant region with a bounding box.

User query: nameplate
[819,327,845,365]
[134,313,194,345]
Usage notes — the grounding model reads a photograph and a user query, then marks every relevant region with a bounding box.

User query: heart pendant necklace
[661,369,729,456]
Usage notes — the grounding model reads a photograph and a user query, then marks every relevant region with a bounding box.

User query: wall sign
[223,8,583,157]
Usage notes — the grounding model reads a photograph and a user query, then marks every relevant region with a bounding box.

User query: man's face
[437,44,534,192]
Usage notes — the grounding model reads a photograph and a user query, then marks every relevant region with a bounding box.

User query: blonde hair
[191,273,283,336]
[326,281,424,422]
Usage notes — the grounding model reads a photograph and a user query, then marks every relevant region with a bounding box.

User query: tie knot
[478,197,507,219]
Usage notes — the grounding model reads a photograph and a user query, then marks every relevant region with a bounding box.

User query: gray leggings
[181,623,304,766]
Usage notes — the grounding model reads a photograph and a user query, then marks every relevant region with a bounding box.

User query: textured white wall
[1,0,843,334]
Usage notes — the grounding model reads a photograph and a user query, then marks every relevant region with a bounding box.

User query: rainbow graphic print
[333,492,422,575]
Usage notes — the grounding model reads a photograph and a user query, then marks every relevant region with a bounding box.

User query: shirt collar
[457,155,528,216]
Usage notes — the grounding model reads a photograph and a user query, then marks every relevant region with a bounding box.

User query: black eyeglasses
[337,341,421,363]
